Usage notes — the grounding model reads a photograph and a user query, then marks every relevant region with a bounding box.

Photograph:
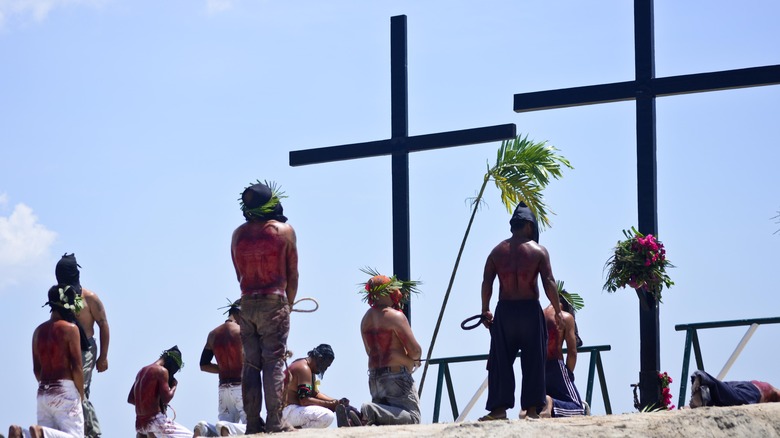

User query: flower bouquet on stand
[603,227,674,302]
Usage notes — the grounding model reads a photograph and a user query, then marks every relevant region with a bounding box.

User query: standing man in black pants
[479,202,562,421]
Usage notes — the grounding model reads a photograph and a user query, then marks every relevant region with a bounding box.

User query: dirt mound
[252,403,780,437]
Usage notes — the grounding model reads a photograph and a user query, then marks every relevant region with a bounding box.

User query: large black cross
[289,15,516,322]
[513,0,780,408]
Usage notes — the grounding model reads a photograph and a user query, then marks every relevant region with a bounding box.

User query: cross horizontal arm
[289,124,516,167]
[652,64,780,97]
[290,139,396,166]
[405,124,516,153]
[514,64,780,113]
[513,81,637,113]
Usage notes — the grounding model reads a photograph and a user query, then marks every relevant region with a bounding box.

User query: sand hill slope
[250,403,780,437]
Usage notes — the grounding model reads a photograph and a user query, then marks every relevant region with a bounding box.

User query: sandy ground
[246,403,780,437]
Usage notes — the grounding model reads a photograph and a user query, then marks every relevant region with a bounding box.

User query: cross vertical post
[634,0,661,409]
[391,15,412,321]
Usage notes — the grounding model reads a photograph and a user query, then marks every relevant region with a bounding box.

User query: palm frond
[489,135,573,229]
[556,280,585,311]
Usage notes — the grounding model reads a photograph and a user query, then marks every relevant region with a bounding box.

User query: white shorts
[36,379,84,438]
[217,383,246,423]
[136,413,192,438]
[193,383,247,436]
[282,404,334,429]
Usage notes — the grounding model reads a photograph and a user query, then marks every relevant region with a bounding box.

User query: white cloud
[206,0,234,14]
[0,202,57,291]
[0,192,7,208]
[0,0,104,27]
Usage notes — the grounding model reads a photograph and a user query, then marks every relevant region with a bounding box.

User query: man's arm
[230,230,242,282]
[393,312,422,367]
[292,363,338,411]
[32,328,41,381]
[538,246,562,325]
[127,382,136,405]
[159,368,176,405]
[285,226,299,305]
[563,314,578,373]
[88,292,110,373]
[481,253,497,328]
[67,325,85,400]
[199,337,220,374]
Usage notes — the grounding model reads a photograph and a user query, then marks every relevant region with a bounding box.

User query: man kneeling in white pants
[282,345,346,428]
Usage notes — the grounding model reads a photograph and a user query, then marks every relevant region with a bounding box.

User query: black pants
[694,370,760,406]
[486,300,547,412]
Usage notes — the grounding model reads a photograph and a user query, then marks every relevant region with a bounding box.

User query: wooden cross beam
[289,15,516,322]
[513,0,780,408]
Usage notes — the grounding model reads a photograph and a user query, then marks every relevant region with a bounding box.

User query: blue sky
[1,0,779,434]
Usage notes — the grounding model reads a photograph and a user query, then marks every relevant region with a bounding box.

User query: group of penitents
[8,180,780,438]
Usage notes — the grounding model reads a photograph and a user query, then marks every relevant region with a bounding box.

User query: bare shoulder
[490,239,510,255]
[385,308,410,326]
[276,221,296,239]
[562,311,575,327]
[526,240,548,254]
[82,288,104,306]
[54,319,79,335]
[290,358,310,373]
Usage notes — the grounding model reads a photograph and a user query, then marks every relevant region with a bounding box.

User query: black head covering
[241,183,288,222]
[509,202,539,243]
[161,345,184,386]
[308,344,335,377]
[55,253,82,294]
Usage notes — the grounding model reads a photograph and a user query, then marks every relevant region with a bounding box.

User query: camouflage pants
[82,337,101,438]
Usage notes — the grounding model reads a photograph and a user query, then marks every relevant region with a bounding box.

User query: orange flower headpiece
[358,267,421,310]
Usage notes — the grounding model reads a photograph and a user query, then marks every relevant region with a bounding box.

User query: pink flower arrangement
[659,371,675,410]
[603,227,674,302]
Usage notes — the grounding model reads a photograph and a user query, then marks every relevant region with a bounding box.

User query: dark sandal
[478,414,508,421]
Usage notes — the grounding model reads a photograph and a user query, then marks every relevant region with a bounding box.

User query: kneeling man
[282,344,340,428]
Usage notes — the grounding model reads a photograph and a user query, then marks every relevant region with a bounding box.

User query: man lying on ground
[689,370,780,408]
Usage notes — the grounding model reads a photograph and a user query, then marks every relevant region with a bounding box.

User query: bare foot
[8,425,23,438]
[540,395,553,418]
[30,425,44,438]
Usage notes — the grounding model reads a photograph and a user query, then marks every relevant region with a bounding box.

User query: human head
[359,268,421,310]
[239,180,288,222]
[307,344,335,378]
[160,345,184,377]
[559,293,574,314]
[45,284,84,315]
[55,253,82,294]
[221,298,241,318]
[509,201,539,243]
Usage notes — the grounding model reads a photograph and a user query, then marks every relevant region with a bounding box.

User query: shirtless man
[55,253,110,438]
[231,181,298,434]
[282,344,341,428]
[689,370,780,408]
[9,285,86,438]
[194,300,247,437]
[480,202,562,421]
[359,272,423,425]
[127,346,191,437]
